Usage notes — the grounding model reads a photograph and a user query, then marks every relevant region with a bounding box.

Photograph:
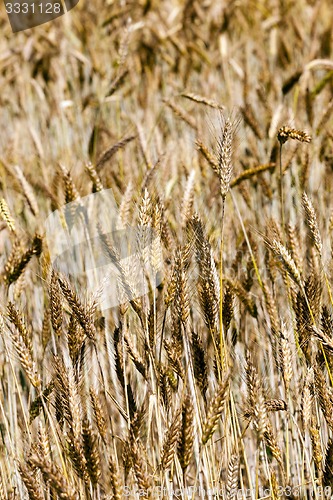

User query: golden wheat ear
[58,275,97,341]
[177,394,194,471]
[0,198,16,233]
[277,126,311,145]
[202,372,230,445]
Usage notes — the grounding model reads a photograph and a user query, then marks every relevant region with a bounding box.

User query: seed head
[277,126,311,145]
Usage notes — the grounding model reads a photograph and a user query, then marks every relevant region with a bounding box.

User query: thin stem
[219,194,227,374]
[279,143,286,240]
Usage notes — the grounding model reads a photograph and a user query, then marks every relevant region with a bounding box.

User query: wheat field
[1,0,333,498]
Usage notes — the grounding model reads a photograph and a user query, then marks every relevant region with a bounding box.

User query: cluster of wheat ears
[1,0,333,498]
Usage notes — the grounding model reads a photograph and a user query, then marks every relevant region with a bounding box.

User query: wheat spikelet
[227,279,257,318]
[264,399,287,412]
[109,454,122,500]
[191,330,208,399]
[150,203,163,275]
[90,388,107,443]
[202,373,230,444]
[279,327,293,391]
[50,270,62,336]
[124,330,147,379]
[41,301,51,349]
[287,223,303,273]
[306,265,321,306]
[29,456,76,500]
[264,421,283,467]
[82,417,101,485]
[173,248,190,325]
[147,306,156,349]
[277,126,312,144]
[310,417,323,479]
[302,368,314,431]
[253,389,269,440]
[165,266,178,307]
[96,135,136,171]
[314,366,333,431]
[58,276,96,341]
[180,92,224,109]
[226,454,239,500]
[265,246,279,284]
[166,366,179,393]
[177,395,194,470]
[270,239,303,288]
[130,437,150,497]
[4,233,43,285]
[14,165,39,216]
[29,380,54,423]
[117,18,131,66]
[85,162,103,192]
[98,226,141,314]
[230,163,275,188]
[106,67,129,97]
[53,357,83,440]
[7,301,32,355]
[189,214,219,333]
[136,122,152,169]
[114,325,125,389]
[196,139,219,171]
[294,287,313,361]
[159,367,173,409]
[302,192,323,257]
[117,180,133,230]
[37,423,52,462]
[18,463,44,500]
[222,283,234,335]
[129,407,145,442]
[4,311,41,389]
[66,426,90,486]
[127,381,139,420]
[181,169,195,227]
[164,338,184,379]
[244,399,287,419]
[13,271,27,303]
[137,188,153,269]
[0,198,16,233]
[215,116,234,199]
[245,353,271,439]
[161,408,182,469]
[245,352,261,410]
[66,315,85,365]
[312,325,333,353]
[59,163,80,204]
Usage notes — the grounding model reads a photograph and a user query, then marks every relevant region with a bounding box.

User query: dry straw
[2,1,333,497]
